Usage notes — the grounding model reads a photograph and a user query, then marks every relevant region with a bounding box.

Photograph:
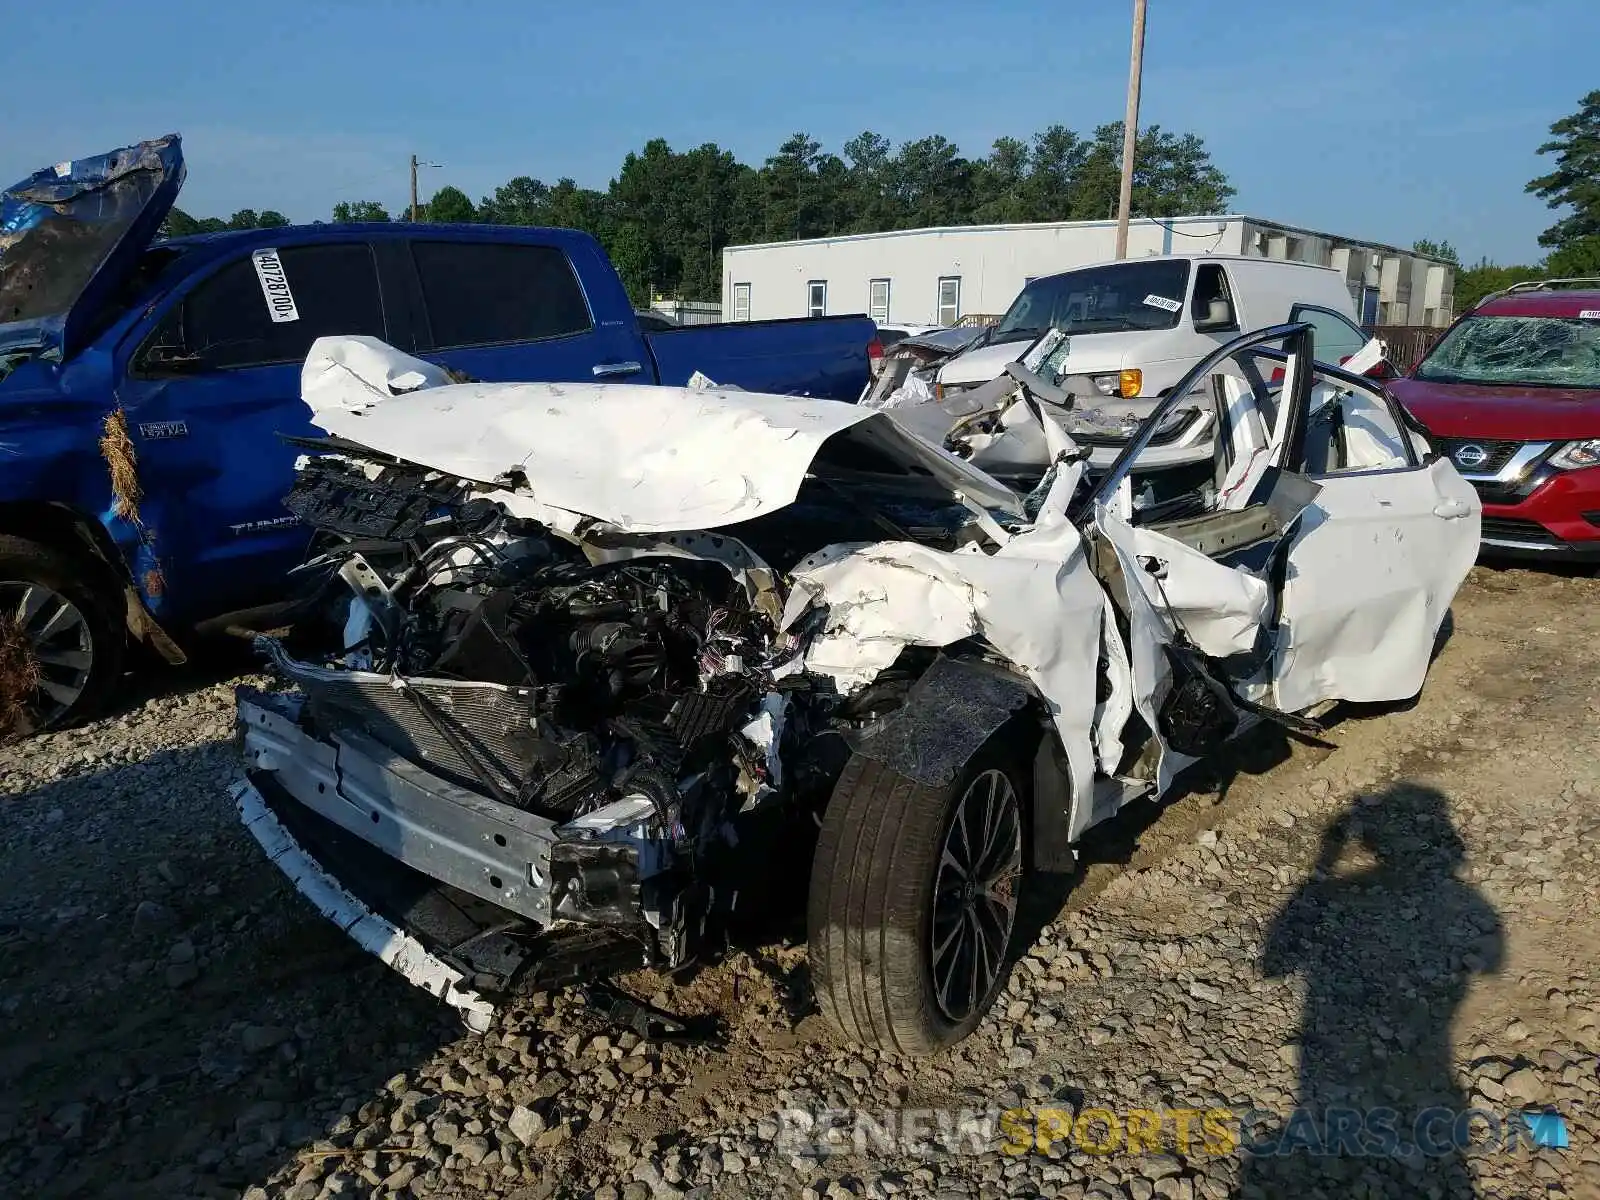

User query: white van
[936,254,1382,400]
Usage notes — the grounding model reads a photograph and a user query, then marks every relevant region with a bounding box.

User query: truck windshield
[1415,314,1600,389]
[990,260,1192,344]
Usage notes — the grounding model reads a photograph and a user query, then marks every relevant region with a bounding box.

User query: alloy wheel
[930,767,1023,1022]
[0,581,95,729]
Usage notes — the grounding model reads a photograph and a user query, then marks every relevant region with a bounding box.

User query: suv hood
[938,329,1156,388]
[0,134,183,359]
[1389,376,1600,442]
[302,336,1025,531]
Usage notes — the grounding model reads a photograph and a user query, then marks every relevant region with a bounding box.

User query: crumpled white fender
[783,463,1110,827]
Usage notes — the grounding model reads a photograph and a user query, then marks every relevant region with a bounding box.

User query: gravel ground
[2,564,1597,1200]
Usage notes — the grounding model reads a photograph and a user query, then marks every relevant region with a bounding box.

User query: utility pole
[1113,0,1148,260]
[410,154,441,222]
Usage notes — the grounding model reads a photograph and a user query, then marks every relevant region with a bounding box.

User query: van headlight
[1550,439,1600,470]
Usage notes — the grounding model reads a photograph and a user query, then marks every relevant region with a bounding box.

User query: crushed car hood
[302,336,1025,532]
[0,134,184,358]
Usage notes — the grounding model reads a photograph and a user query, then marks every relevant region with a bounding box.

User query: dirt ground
[1,562,1597,1199]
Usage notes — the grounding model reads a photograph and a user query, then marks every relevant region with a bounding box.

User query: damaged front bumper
[236,678,689,1024]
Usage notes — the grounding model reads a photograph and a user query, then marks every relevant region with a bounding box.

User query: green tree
[1527,90,1600,250]
[161,208,226,237]
[1545,234,1600,277]
[1024,125,1090,220]
[332,200,390,223]
[970,136,1032,223]
[1453,259,1544,310]
[890,136,975,228]
[840,131,901,233]
[477,176,550,225]
[1071,123,1235,221]
[425,186,477,223]
[759,133,826,242]
[225,209,260,230]
[257,210,290,228]
[1412,238,1460,264]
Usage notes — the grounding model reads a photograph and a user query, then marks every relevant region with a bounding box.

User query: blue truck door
[400,237,645,383]
[113,239,391,620]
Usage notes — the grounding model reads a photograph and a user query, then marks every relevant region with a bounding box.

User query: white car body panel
[297,334,1474,838]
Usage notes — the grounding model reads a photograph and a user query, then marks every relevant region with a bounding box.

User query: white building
[722,215,1455,329]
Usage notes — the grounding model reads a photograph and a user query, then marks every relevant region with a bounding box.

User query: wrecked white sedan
[233,322,1479,1054]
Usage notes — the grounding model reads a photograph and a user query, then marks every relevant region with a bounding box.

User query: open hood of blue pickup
[0,134,184,360]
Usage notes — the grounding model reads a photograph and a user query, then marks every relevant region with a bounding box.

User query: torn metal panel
[0,134,184,358]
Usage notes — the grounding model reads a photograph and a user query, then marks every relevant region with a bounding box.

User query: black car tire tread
[808,747,1022,1055]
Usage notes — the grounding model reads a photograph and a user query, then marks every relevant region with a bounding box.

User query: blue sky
[2,0,1592,264]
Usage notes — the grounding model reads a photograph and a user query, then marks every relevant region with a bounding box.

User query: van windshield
[990,260,1192,344]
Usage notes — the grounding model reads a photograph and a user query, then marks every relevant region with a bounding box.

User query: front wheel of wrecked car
[0,535,125,736]
[807,743,1027,1054]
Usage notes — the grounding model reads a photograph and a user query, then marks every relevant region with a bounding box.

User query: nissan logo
[1454,444,1489,469]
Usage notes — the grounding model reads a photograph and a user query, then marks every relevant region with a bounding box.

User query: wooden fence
[1369,325,1444,372]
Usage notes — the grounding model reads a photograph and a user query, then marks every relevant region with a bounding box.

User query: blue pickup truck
[0,135,878,731]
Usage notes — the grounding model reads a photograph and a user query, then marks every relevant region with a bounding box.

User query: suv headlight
[1550,439,1600,470]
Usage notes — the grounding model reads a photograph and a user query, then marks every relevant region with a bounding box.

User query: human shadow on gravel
[1235,783,1504,1199]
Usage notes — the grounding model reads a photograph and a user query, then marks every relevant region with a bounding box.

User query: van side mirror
[1194,298,1236,333]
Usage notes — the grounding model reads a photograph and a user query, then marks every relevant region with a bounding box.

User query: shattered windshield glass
[1415,315,1600,388]
[991,260,1192,343]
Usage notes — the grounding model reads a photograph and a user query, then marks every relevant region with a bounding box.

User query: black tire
[807,741,1029,1054]
[0,534,125,734]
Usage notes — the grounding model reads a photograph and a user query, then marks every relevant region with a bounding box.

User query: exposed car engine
[257,447,887,981]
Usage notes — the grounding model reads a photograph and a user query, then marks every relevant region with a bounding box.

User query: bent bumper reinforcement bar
[230,776,497,1031]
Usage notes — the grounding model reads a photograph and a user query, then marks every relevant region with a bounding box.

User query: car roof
[162,221,598,254]
[1475,289,1600,318]
[1029,253,1340,282]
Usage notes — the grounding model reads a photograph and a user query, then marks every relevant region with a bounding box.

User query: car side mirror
[1194,298,1236,333]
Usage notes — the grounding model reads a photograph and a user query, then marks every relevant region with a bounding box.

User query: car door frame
[1079,322,1317,792]
[1267,356,1479,712]
[1289,301,1387,375]
[111,233,397,619]
[388,228,647,383]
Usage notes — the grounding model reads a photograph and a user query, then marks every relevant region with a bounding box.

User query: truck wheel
[0,535,125,734]
[807,743,1027,1054]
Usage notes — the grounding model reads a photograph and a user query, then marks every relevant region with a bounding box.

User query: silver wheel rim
[0,582,94,727]
[930,767,1022,1023]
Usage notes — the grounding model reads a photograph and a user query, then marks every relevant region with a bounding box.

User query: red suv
[1390,280,1600,562]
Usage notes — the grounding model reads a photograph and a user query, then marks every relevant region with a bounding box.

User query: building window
[732,282,751,322]
[868,278,890,323]
[937,276,961,326]
[807,280,827,318]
